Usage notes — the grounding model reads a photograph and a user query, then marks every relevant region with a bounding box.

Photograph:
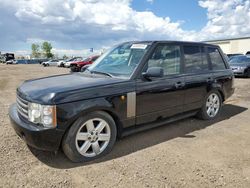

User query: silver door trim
[127,92,136,118]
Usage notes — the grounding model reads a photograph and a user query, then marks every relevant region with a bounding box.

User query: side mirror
[142,67,164,80]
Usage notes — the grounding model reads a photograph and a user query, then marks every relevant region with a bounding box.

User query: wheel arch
[59,105,123,149]
[208,83,225,102]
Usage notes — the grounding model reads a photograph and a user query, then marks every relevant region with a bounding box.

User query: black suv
[9,41,234,162]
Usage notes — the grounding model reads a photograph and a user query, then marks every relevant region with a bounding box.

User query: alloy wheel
[75,118,111,157]
[206,93,220,117]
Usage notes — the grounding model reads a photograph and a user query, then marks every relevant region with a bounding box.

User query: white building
[205,36,250,55]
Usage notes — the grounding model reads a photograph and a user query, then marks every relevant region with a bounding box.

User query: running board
[121,111,198,137]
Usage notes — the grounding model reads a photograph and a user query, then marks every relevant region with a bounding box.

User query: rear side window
[208,47,226,70]
[147,45,181,75]
[183,46,209,73]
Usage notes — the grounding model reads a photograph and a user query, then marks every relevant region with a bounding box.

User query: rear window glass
[183,46,209,73]
[208,47,226,70]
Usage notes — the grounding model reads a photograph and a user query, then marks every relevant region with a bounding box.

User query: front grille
[16,95,29,119]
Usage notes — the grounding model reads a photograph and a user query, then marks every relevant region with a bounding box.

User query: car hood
[17,73,124,104]
[230,63,249,67]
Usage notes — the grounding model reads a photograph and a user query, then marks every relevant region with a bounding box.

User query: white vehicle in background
[64,57,82,68]
[57,59,66,67]
[6,59,17,64]
[42,60,59,67]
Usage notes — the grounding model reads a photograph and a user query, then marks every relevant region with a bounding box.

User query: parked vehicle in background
[229,55,250,77]
[9,41,234,162]
[57,59,66,67]
[70,55,100,72]
[6,59,17,64]
[42,60,59,67]
[64,57,83,68]
[0,53,15,63]
[227,53,243,60]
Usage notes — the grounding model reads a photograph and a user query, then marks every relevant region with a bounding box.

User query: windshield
[229,56,250,64]
[87,42,150,78]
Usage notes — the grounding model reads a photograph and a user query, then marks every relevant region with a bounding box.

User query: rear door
[208,47,234,98]
[182,45,213,112]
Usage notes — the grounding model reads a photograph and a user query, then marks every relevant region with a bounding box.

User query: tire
[197,90,222,120]
[62,111,117,162]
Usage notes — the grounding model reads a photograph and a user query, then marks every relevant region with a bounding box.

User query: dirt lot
[0,64,250,188]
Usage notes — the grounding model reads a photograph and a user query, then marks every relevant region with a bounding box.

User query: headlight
[28,103,57,128]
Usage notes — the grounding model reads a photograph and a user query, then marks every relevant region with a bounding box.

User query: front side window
[208,47,226,70]
[147,45,181,75]
[183,45,208,73]
[88,43,150,78]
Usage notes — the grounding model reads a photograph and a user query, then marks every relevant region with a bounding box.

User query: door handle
[175,82,185,89]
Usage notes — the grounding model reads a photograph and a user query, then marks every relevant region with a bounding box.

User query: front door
[136,43,185,125]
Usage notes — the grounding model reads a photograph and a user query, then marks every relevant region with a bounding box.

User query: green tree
[42,41,53,58]
[31,43,40,58]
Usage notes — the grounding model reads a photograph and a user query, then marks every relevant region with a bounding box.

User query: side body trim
[127,92,136,118]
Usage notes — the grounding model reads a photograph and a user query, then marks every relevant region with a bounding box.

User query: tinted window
[208,47,226,70]
[147,45,181,75]
[183,46,208,73]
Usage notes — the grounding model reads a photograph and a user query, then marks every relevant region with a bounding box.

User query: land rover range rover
[9,41,234,162]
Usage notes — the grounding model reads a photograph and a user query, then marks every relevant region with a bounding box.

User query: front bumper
[232,68,246,76]
[9,104,65,151]
[70,66,80,72]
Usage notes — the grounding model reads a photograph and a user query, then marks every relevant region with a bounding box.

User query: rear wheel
[197,90,222,120]
[62,111,117,162]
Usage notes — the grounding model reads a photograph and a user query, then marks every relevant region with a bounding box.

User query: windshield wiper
[90,70,113,77]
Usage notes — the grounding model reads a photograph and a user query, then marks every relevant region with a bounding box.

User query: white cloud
[52,48,102,57]
[0,0,250,55]
[198,0,250,40]
[146,0,154,4]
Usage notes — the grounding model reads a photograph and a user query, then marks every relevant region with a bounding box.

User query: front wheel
[197,90,222,120]
[62,111,117,162]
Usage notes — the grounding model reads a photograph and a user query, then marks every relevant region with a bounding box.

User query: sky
[0,0,250,56]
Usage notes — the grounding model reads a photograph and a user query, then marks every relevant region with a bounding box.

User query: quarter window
[183,46,209,73]
[147,45,181,75]
[208,47,226,70]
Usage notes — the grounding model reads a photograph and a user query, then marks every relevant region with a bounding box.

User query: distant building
[205,36,250,55]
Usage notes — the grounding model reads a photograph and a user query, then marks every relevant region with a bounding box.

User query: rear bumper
[9,104,65,151]
[226,87,235,99]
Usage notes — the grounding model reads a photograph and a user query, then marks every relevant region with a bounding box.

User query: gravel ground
[0,64,250,188]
